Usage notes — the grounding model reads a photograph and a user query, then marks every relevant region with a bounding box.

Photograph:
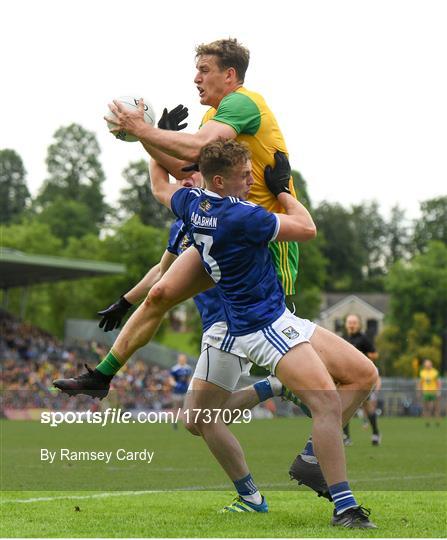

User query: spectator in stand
[0,311,175,414]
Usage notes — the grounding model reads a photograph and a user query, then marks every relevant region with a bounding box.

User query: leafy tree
[1,215,169,337]
[38,124,108,227]
[385,205,411,266]
[118,160,173,228]
[350,201,387,288]
[292,169,312,208]
[314,200,414,291]
[290,234,328,319]
[375,324,403,376]
[47,217,169,336]
[313,202,363,290]
[385,241,447,338]
[385,313,442,376]
[36,197,99,245]
[0,220,62,255]
[0,149,30,224]
[413,196,447,253]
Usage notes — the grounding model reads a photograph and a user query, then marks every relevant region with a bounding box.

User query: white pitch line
[1,473,445,504]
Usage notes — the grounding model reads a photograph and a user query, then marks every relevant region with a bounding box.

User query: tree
[0,220,62,255]
[385,241,447,338]
[350,201,387,289]
[36,197,99,245]
[375,324,403,376]
[102,215,169,296]
[118,160,173,228]
[2,216,169,337]
[313,202,364,290]
[289,234,328,319]
[379,313,442,377]
[412,196,447,253]
[0,149,30,224]
[385,205,411,266]
[292,169,312,208]
[38,124,108,227]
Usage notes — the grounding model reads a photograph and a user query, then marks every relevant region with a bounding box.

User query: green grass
[1,490,445,537]
[1,417,446,537]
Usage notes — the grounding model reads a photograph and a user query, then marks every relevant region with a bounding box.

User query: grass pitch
[1,417,446,537]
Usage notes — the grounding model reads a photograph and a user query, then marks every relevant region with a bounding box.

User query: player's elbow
[151,186,169,208]
[298,224,317,242]
[151,185,162,202]
[186,148,201,163]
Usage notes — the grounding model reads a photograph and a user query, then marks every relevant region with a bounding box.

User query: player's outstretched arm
[275,195,317,242]
[149,158,181,208]
[140,104,193,180]
[265,152,317,242]
[106,99,235,164]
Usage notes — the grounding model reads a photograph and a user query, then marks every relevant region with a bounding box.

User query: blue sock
[329,481,358,514]
[233,473,260,501]
[302,436,315,457]
[253,379,274,402]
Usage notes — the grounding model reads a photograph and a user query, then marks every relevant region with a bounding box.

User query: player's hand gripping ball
[106,96,156,142]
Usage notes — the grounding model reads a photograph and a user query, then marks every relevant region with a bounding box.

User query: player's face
[194,55,230,108]
[221,160,254,199]
[345,315,360,334]
[178,354,188,365]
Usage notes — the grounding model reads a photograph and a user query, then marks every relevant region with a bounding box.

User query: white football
[107,96,156,142]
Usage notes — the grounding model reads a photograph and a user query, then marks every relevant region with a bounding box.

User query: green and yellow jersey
[201,87,299,295]
[419,367,439,394]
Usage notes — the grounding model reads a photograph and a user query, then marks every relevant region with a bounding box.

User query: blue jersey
[170,363,192,394]
[171,188,285,336]
[167,219,224,332]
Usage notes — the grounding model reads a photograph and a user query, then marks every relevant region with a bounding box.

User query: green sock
[96,350,123,377]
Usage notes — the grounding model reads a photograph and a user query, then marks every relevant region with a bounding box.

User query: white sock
[266,375,283,396]
[242,491,263,505]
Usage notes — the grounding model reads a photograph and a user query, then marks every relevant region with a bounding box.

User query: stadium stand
[0,310,175,416]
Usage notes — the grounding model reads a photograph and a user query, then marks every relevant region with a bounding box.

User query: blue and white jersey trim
[261,325,290,355]
[221,330,236,352]
[270,215,280,241]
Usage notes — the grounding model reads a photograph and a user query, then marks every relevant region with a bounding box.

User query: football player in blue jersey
[170,353,193,415]
[147,139,378,527]
[93,166,308,511]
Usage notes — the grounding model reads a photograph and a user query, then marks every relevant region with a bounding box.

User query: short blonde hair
[199,139,251,182]
[195,38,250,82]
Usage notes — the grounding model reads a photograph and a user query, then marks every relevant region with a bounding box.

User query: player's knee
[182,413,201,436]
[308,390,342,420]
[363,361,379,389]
[183,420,201,436]
[145,282,174,311]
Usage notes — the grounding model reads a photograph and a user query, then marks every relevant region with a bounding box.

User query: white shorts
[193,343,251,392]
[201,310,316,376]
[202,321,248,358]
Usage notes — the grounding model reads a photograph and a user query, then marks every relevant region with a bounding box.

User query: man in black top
[343,314,381,446]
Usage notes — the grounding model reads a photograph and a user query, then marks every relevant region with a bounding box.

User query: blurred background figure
[418,359,442,427]
[343,314,381,446]
[169,353,192,429]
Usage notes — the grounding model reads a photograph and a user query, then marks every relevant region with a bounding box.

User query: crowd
[0,310,175,413]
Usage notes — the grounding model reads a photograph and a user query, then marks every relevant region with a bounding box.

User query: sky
[2,0,446,220]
